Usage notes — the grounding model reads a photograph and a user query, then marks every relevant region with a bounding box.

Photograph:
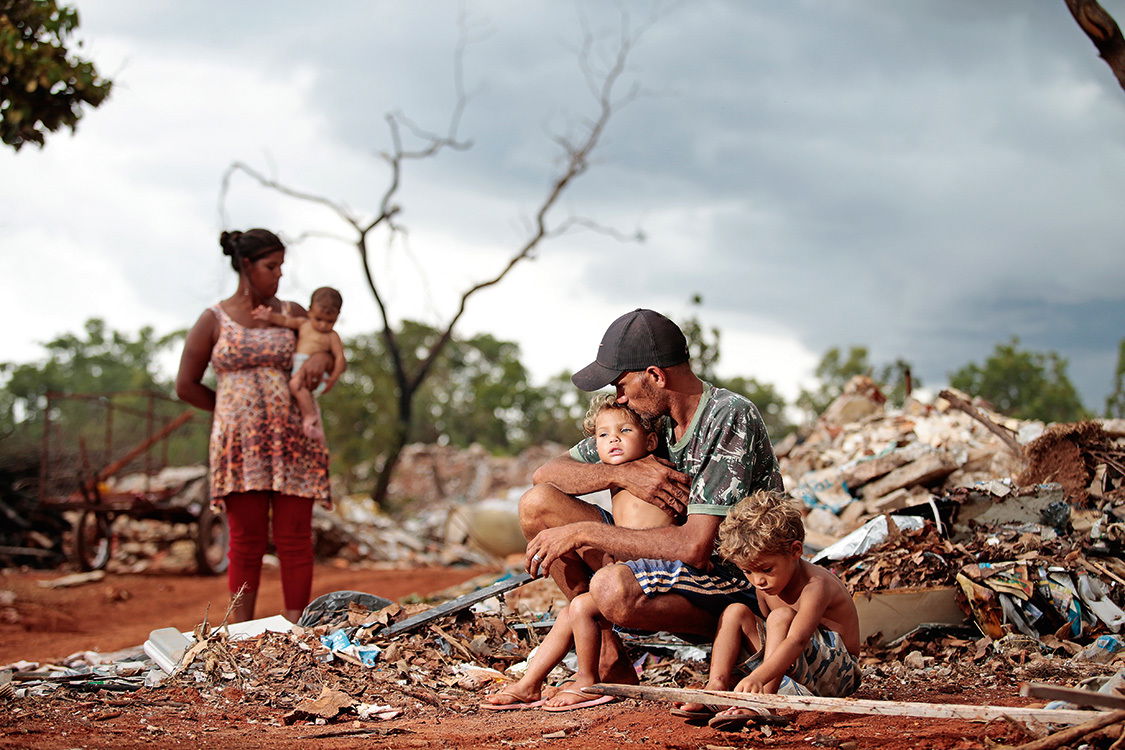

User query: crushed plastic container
[143,627,192,675]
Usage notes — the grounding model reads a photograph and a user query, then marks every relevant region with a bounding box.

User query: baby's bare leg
[288,377,324,442]
[611,489,675,529]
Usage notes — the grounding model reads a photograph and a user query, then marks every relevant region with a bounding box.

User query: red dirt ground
[0,565,1052,749]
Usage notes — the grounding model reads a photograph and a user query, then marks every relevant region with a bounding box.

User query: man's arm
[533,454,689,517]
[525,513,721,576]
[251,305,305,330]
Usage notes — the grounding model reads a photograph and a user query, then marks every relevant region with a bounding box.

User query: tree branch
[1064,0,1125,91]
[408,17,647,393]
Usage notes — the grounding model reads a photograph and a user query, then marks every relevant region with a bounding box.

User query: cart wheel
[195,504,229,575]
[74,511,112,571]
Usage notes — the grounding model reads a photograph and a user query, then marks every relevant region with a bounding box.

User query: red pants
[224,493,313,613]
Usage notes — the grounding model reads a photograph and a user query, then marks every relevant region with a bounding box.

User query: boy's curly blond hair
[581,393,654,436]
[718,490,805,564]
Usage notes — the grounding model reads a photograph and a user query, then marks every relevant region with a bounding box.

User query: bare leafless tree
[1064,0,1125,90]
[221,12,651,506]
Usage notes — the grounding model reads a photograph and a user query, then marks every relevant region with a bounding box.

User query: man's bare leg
[519,484,614,600]
[589,563,722,684]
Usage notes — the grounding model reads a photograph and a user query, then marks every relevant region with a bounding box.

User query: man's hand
[614,455,690,518]
[525,524,588,579]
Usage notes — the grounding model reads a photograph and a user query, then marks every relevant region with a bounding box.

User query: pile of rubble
[783,378,1125,670]
[2,573,706,729]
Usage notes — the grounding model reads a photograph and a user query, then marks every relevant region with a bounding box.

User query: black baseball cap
[571,309,690,391]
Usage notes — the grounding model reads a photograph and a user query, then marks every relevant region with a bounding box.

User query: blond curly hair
[581,393,654,436]
[718,490,805,564]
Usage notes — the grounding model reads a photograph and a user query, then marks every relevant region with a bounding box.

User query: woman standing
[176,229,330,623]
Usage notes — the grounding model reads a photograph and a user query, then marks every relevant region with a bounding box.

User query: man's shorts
[739,624,861,697]
[596,506,761,618]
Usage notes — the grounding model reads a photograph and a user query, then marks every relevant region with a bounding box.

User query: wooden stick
[1008,709,1125,750]
[1084,559,1125,588]
[1021,682,1125,711]
[430,624,479,664]
[938,389,1024,456]
[585,684,1100,726]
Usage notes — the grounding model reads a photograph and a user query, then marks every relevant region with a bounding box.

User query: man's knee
[518,484,582,539]
[589,564,644,624]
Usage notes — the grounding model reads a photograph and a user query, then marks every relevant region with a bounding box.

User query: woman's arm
[175,309,219,412]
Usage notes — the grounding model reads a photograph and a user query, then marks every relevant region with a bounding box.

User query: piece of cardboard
[853,586,966,644]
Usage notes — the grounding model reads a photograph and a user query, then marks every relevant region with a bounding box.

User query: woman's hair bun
[220,230,243,257]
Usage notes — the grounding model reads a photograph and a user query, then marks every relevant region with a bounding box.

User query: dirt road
[1,564,486,665]
[0,566,1040,749]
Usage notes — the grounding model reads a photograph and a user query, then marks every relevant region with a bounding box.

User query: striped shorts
[595,507,761,617]
[740,624,861,698]
[621,557,762,617]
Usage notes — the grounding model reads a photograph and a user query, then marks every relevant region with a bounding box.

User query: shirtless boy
[483,395,675,711]
[676,490,861,730]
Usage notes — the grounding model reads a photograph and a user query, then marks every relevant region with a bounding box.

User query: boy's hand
[733,673,769,694]
[251,305,272,322]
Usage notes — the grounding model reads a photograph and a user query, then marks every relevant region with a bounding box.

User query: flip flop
[480,689,546,711]
[670,704,719,719]
[540,688,617,712]
[707,707,789,731]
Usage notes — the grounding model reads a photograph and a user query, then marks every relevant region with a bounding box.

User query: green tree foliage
[796,346,873,419]
[1106,339,1125,419]
[320,321,586,494]
[949,337,1087,423]
[795,346,921,421]
[0,319,206,488]
[0,0,112,150]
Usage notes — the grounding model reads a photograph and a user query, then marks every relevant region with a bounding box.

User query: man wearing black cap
[522,309,784,685]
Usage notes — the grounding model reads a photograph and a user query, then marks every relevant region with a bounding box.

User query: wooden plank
[584,684,1101,726]
[1021,682,1125,711]
[374,572,532,638]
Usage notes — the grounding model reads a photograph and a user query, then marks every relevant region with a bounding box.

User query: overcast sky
[2,1,1123,410]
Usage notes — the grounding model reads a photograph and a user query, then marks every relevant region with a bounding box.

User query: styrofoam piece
[143,627,191,675]
[144,614,296,674]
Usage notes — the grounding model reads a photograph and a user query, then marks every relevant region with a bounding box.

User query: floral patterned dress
[208,303,329,501]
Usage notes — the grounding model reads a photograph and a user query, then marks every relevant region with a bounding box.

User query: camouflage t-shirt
[568,383,783,516]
